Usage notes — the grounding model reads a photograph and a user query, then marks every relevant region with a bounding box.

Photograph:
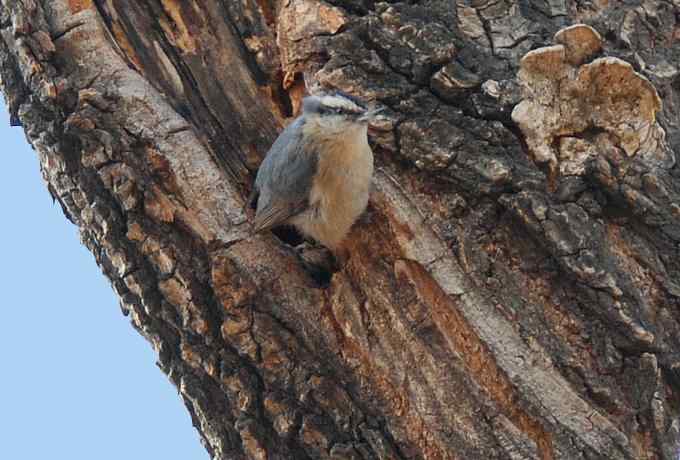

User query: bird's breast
[309,134,373,224]
[290,131,373,249]
[314,135,372,197]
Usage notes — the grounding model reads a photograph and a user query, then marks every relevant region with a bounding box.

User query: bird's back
[252,117,317,232]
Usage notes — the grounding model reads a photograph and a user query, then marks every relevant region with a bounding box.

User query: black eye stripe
[319,105,361,115]
[320,106,343,114]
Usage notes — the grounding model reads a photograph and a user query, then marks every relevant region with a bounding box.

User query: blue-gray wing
[252,117,317,233]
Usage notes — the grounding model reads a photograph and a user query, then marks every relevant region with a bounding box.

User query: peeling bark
[2,0,680,459]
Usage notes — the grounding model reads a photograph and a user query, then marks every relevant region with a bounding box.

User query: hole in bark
[271,225,305,247]
[270,226,336,286]
[272,70,294,118]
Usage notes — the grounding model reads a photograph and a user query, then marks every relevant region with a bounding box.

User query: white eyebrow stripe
[319,95,363,112]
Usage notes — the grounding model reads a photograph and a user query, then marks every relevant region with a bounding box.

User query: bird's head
[302,92,382,134]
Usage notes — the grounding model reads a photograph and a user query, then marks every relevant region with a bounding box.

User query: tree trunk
[2,0,680,458]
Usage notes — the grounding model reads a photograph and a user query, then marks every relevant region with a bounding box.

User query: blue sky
[0,103,207,459]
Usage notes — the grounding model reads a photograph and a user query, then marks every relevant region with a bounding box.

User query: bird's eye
[319,106,346,115]
[319,107,336,115]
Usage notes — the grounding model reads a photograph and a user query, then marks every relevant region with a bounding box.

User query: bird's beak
[358,107,384,122]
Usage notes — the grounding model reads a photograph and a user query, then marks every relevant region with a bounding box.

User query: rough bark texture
[2,0,680,459]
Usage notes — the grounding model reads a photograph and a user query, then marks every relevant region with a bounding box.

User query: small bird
[250,92,381,253]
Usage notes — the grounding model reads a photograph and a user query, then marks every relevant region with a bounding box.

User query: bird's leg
[295,241,338,286]
[356,207,374,226]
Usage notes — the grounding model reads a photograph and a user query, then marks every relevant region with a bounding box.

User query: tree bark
[2,0,680,458]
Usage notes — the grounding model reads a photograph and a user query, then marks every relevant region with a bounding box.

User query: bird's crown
[303,91,367,116]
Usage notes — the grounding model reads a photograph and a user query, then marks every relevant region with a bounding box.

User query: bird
[249,91,381,254]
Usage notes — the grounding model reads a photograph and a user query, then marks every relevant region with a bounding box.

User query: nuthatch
[250,92,382,251]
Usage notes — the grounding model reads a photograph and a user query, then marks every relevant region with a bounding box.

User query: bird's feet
[295,242,338,286]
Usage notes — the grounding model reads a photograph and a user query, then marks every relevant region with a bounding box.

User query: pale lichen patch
[512,25,666,178]
[553,24,602,66]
